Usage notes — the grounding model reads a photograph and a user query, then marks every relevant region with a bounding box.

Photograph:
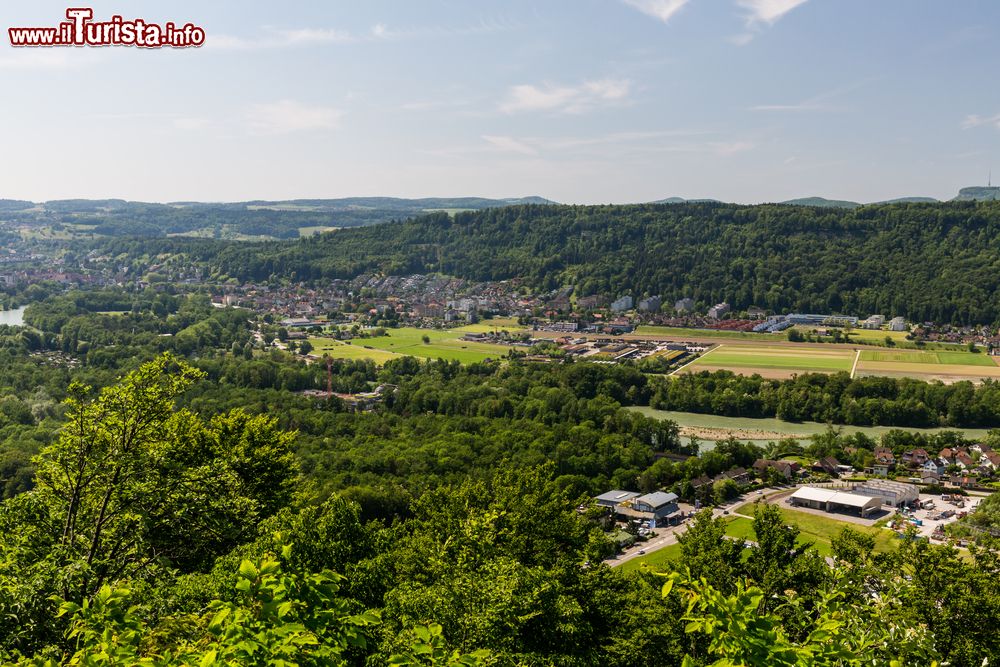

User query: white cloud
[710,140,756,155]
[500,78,631,114]
[738,0,809,26]
[0,48,101,70]
[244,100,342,135]
[275,28,354,44]
[751,101,825,112]
[208,27,354,50]
[173,117,210,131]
[962,113,1000,130]
[621,0,690,23]
[482,135,538,155]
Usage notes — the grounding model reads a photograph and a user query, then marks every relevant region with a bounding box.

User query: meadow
[625,406,994,445]
[683,344,855,376]
[856,348,1000,381]
[309,326,518,364]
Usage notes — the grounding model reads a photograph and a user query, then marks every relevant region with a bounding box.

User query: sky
[1,0,998,204]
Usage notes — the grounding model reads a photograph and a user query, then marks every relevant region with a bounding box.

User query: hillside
[780,197,860,208]
[102,199,1000,325]
[0,196,556,240]
[953,186,1000,201]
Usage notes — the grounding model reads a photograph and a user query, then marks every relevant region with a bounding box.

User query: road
[607,488,785,568]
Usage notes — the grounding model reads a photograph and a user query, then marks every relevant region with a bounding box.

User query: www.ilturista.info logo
[8,8,205,48]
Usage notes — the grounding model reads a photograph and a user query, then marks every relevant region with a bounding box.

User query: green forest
[0,290,995,663]
[87,200,1000,325]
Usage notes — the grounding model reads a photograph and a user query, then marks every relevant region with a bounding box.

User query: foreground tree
[0,354,299,655]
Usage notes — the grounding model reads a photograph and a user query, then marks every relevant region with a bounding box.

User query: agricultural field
[856,348,1000,382]
[681,343,855,378]
[309,327,518,364]
[626,406,994,445]
[634,325,766,341]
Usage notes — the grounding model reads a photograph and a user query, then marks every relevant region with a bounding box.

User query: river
[0,306,27,327]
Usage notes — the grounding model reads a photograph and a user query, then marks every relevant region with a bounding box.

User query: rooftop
[790,486,878,509]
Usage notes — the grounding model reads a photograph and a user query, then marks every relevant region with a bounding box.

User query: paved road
[607,488,785,568]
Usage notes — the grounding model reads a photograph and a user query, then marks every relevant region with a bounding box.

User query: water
[0,306,26,327]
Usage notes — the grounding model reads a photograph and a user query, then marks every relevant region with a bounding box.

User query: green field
[837,327,911,344]
[306,338,402,363]
[730,503,897,556]
[625,406,994,444]
[688,344,854,373]
[451,319,527,334]
[635,325,765,340]
[861,350,937,364]
[309,327,517,364]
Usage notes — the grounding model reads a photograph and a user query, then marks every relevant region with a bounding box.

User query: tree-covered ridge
[145,200,1000,324]
[1,196,553,239]
[5,356,1000,665]
[651,370,1000,427]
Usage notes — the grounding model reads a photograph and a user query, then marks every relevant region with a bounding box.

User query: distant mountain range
[652,187,1000,209]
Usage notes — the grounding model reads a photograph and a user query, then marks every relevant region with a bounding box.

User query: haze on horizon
[1,0,998,205]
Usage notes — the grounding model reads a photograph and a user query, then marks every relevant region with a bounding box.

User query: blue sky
[1,0,998,203]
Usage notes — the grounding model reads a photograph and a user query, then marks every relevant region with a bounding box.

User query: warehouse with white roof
[789,486,883,517]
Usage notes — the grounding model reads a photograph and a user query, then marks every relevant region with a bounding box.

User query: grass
[309,327,518,364]
[839,328,911,344]
[634,325,766,340]
[625,406,994,444]
[732,503,897,557]
[689,344,854,373]
[306,338,402,363]
[856,348,1000,380]
[619,507,895,574]
[617,541,684,574]
[451,319,527,334]
[861,350,938,364]
[937,351,997,366]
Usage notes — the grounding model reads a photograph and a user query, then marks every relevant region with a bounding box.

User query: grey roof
[594,490,640,504]
[636,491,679,508]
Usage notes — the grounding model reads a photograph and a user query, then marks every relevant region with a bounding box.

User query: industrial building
[594,490,640,509]
[852,479,919,508]
[789,486,883,517]
[594,490,682,526]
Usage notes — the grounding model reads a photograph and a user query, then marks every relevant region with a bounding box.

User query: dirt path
[850,349,861,378]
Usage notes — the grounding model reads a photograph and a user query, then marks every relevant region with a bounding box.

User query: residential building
[812,456,842,476]
[753,459,797,480]
[637,295,662,312]
[860,314,885,329]
[610,296,633,312]
[674,297,695,313]
[901,448,930,468]
[874,446,895,467]
[707,302,731,319]
[889,316,907,332]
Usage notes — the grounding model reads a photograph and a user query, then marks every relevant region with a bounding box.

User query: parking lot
[896,493,983,542]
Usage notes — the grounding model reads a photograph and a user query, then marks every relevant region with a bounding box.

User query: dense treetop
[96,200,1000,324]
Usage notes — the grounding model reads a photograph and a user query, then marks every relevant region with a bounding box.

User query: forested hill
[124,200,1000,325]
